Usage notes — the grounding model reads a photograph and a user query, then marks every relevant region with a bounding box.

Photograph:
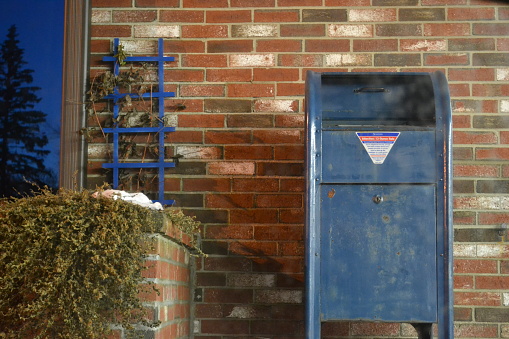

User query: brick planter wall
[88,1,509,338]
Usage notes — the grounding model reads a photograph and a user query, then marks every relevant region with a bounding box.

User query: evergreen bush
[0,187,199,338]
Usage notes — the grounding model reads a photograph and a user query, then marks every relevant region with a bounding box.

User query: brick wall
[88,0,509,338]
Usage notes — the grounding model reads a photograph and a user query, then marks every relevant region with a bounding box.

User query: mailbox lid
[319,184,438,322]
[321,129,436,183]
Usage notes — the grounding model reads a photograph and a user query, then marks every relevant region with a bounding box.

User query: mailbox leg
[411,323,433,339]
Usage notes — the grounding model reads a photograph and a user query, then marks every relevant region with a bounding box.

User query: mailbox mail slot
[305,72,453,339]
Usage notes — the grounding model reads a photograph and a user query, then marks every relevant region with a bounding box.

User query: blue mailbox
[305,72,453,339]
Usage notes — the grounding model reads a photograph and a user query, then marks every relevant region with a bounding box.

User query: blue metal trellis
[101,38,176,205]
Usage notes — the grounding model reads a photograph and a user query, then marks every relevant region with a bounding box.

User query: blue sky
[0,0,64,178]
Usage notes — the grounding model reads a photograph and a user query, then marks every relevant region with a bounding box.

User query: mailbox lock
[373,195,383,204]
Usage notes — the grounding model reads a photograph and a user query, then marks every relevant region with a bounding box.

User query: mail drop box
[305,72,453,339]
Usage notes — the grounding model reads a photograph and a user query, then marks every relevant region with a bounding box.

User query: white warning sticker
[356,132,400,164]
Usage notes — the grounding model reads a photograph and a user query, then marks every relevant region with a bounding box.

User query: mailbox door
[320,184,437,322]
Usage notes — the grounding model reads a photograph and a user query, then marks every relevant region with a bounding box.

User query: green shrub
[0,187,199,338]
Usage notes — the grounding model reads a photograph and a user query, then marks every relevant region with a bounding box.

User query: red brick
[281,24,325,37]
[454,292,501,306]
[326,0,370,4]
[454,275,474,289]
[165,69,204,82]
[454,165,499,177]
[225,146,273,160]
[208,40,253,53]
[91,25,132,37]
[280,178,305,192]
[166,130,203,143]
[449,68,495,81]
[207,69,252,82]
[279,209,304,224]
[454,259,498,274]
[227,114,273,128]
[251,319,304,335]
[182,54,227,67]
[424,23,470,36]
[257,39,302,52]
[453,115,471,129]
[476,276,509,290]
[165,40,205,53]
[253,130,301,144]
[232,178,279,192]
[204,257,252,271]
[275,145,304,160]
[160,10,204,22]
[479,212,509,225]
[182,25,228,38]
[232,0,275,5]
[278,242,304,256]
[183,0,228,7]
[178,114,224,128]
[201,319,250,334]
[453,131,498,145]
[206,10,251,23]
[498,38,509,51]
[92,0,131,7]
[477,148,509,160]
[306,39,350,52]
[205,130,252,144]
[253,68,299,82]
[254,9,299,22]
[449,83,470,96]
[227,83,275,97]
[277,83,305,96]
[473,84,509,97]
[205,224,253,239]
[230,209,279,224]
[252,256,303,273]
[448,7,495,21]
[229,241,278,256]
[135,0,179,6]
[256,194,302,208]
[182,178,230,192]
[276,114,305,128]
[278,0,322,5]
[425,53,469,66]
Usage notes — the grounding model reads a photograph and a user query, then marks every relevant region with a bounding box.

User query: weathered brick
[454,292,500,306]
[351,322,400,336]
[354,39,398,52]
[326,53,372,66]
[473,116,509,129]
[453,131,498,144]
[232,24,277,37]
[448,7,495,21]
[376,24,421,36]
[329,24,373,37]
[474,23,509,36]
[302,9,347,22]
[91,10,111,23]
[254,9,299,22]
[400,8,445,21]
[134,25,179,38]
[400,39,446,51]
[228,273,276,287]
[112,10,157,22]
[349,8,397,22]
[473,53,509,66]
[92,0,131,7]
[180,84,225,97]
[449,38,495,51]
[208,162,255,175]
[326,0,370,4]
[477,180,509,194]
[454,228,504,242]
[254,99,299,112]
[182,54,227,67]
[278,54,322,67]
[476,308,509,322]
[230,54,275,67]
[454,324,499,338]
[254,289,302,304]
[253,129,301,144]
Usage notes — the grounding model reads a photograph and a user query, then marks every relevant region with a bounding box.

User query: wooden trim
[59,0,90,189]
